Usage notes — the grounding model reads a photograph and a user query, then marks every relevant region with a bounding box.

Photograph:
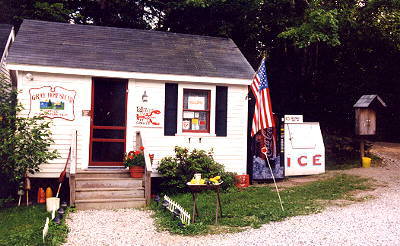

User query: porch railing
[136,131,152,205]
[68,130,78,206]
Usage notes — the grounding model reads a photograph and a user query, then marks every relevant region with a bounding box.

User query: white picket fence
[164,195,191,225]
[42,209,57,242]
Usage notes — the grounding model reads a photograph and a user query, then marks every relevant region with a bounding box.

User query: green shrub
[324,134,373,160]
[0,75,58,198]
[157,146,236,193]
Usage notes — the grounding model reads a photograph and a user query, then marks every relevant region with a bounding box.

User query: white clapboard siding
[1,61,11,83]
[17,72,91,178]
[17,71,248,178]
[130,81,248,175]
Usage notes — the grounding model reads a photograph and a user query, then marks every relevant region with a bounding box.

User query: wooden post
[216,187,222,217]
[69,174,76,206]
[191,192,199,223]
[215,193,219,224]
[360,139,365,165]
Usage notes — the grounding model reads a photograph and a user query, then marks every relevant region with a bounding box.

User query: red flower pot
[129,166,144,178]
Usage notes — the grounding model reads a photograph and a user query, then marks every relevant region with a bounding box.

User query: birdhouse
[353,95,387,135]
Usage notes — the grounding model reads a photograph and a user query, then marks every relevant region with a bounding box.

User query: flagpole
[265,156,284,211]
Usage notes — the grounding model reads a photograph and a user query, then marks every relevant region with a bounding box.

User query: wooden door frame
[88,77,128,167]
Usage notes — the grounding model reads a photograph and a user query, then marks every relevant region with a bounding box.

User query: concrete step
[76,169,130,178]
[75,198,146,210]
[75,187,144,200]
[75,178,143,189]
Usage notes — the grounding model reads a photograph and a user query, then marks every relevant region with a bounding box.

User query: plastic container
[37,187,46,204]
[45,187,53,198]
[362,157,371,168]
[46,197,60,212]
[235,174,250,188]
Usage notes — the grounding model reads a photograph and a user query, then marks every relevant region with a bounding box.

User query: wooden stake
[360,139,365,165]
[26,191,29,206]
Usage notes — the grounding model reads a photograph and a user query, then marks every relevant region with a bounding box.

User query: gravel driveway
[64,142,400,246]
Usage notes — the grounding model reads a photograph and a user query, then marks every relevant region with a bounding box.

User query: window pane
[93,129,125,139]
[183,90,209,110]
[183,110,208,131]
[92,142,124,162]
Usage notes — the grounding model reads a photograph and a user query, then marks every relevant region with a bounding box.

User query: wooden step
[75,198,146,210]
[76,169,130,178]
[75,187,145,200]
[75,178,143,189]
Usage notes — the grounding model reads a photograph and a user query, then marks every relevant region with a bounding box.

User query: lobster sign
[136,105,162,127]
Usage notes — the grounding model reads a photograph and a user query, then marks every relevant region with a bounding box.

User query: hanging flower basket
[129,166,144,178]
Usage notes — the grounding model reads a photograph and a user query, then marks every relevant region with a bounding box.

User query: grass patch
[0,204,70,246]
[46,208,70,246]
[151,174,371,235]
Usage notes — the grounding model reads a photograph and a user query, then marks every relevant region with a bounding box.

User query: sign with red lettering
[136,104,162,127]
[284,122,325,176]
[187,96,205,110]
[29,86,76,121]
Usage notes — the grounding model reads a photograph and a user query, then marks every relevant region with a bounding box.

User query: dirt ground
[257,142,400,195]
[64,142,400,246]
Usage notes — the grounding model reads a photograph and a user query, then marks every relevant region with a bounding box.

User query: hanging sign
[136,104,162,127]
[29,86,76,121]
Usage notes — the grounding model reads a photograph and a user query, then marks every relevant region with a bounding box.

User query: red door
[89,78,128,166]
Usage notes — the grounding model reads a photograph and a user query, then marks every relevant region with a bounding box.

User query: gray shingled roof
[0,24,13,58]
[353,95,387,108]
[7,19,254,79]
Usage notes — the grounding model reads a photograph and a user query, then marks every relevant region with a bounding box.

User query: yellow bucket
[362,157,371,168]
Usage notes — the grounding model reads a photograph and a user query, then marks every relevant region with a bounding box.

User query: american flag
[250,58,275,137]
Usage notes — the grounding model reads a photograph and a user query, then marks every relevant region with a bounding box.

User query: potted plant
[124,146,145,178]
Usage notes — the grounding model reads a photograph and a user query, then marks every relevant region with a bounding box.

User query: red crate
[235,174,250,188]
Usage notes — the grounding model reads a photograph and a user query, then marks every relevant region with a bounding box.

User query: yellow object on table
[362,157,371,168]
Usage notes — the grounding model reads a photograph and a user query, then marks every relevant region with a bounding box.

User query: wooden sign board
[29,86,76,121]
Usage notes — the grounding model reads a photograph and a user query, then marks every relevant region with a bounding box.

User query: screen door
[89,78,127,166]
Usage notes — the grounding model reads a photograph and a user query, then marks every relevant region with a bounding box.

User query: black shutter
[164,83,178,136]
[215,86,228,136]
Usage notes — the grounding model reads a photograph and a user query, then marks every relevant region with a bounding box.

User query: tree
[156,0,262,66]
[0,76,58,197]
[67,0,153,29]
[0,0,72,29]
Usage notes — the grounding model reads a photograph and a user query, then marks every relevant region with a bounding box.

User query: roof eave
[1,26,15,64]
[7,63,252,86]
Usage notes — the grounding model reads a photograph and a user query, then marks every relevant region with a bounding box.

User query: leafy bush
[324,134,373,159]
[157,146,236,193]
[0,76,58,198]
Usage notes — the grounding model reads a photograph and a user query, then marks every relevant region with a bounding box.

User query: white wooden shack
[7,20,254,209]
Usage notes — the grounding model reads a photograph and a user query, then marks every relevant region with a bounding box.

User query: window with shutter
[182,89,211,133]
[164,83,178,136]
[215,86,228,136]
